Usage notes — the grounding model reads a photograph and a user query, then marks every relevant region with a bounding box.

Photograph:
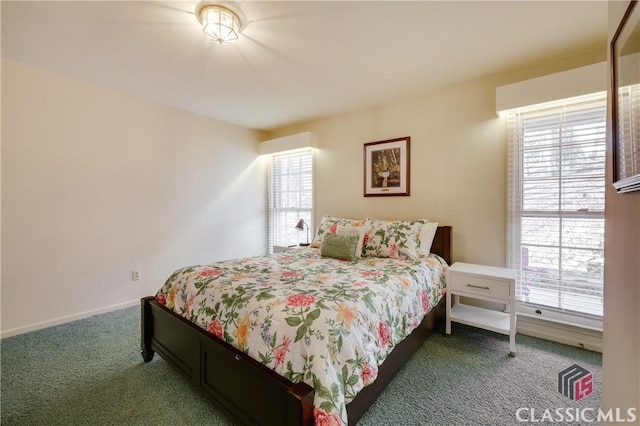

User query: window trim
[505,91,607,327]
[266,148,314,253]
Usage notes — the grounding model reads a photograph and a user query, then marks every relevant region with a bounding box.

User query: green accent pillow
[321,233,360,261]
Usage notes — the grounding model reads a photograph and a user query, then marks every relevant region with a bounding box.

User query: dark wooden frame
[363,137,411,197]
[141,226,451,426]
[611,0,640,193]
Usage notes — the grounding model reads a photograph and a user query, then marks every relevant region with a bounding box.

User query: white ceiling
[1,1,607,131]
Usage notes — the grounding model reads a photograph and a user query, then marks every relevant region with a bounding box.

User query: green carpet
[1,306,602,425]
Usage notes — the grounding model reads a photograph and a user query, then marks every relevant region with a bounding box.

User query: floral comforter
[155,248,448,426]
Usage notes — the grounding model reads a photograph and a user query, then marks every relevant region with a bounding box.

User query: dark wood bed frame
[141,226,451,425]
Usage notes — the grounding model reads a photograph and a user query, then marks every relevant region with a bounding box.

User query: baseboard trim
[0,299,139,339]
[2,299,603,353]
[516,315,603,352]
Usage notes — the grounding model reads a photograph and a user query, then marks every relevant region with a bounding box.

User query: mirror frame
[611,0,640,193]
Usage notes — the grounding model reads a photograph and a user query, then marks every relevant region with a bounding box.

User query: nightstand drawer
[273,245,296,253]
[449,274,510,299]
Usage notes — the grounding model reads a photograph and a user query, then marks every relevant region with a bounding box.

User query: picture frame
[611,0,640,193]
[363,136,410,197]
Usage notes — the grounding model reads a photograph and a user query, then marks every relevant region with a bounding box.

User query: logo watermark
[515,407,637,423]
[515,364,637,423]
[558,364,592,401]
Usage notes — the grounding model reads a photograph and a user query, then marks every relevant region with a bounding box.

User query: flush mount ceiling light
[196,4,241,44]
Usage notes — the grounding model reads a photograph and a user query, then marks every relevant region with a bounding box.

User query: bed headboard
[431,226,452,265]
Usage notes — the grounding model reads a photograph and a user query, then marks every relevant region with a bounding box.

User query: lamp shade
[294,219,310,246]
[199,5,240,44]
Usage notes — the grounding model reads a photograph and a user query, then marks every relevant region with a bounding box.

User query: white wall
[268,50,605,268]
[1,60,267,336]
[310,80,506,266]
[603,1,640,418]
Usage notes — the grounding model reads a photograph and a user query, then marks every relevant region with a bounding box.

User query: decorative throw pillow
[361,218,427,259]
[310,216,365,248]
[416,222,439,257]
[336,224,367,258]
[321,233,360,261]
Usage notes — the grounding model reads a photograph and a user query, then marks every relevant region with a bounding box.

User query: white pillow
[417,222,438,257]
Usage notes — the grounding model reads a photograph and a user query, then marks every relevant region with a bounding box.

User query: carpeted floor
[1,306,602,425]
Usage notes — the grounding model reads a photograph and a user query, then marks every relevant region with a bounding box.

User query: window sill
[516,304,602,332]
[515,305,602,352]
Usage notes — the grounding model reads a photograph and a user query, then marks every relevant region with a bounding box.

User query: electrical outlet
[132,270,141,281]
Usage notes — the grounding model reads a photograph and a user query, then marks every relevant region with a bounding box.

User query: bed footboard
[141,296,315,426]
[141,295,445,426]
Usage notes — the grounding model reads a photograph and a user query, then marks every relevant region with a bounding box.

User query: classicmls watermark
[558,364,592,401]
[515,407,637,423]
[515,364,638,423]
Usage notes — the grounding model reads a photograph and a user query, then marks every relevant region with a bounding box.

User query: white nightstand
[273,245,298,253]
[446,262,517,356]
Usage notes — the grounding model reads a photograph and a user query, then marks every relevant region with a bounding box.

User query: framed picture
[611,0,640,193]
[363,136,410,196]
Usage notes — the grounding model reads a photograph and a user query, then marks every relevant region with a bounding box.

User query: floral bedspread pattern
[155,248,447,426]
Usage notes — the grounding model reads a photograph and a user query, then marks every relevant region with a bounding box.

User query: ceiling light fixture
[197,4,241,44]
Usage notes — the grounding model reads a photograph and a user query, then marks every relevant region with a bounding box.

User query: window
[505,92,606,322]
[267,149,314,253]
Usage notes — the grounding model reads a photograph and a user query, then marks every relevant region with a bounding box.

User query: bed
[141,220,451,426]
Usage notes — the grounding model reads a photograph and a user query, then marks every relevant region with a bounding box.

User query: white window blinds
[506,92,606,320]
[267,149,314,253]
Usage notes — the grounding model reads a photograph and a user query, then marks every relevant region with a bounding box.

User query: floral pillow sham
[310,215,366,248]
[361,218,428,259]
[312,216,440,260]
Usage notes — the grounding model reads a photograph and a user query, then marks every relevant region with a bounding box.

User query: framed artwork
[611,0,640,193]
[363,136,410,196]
